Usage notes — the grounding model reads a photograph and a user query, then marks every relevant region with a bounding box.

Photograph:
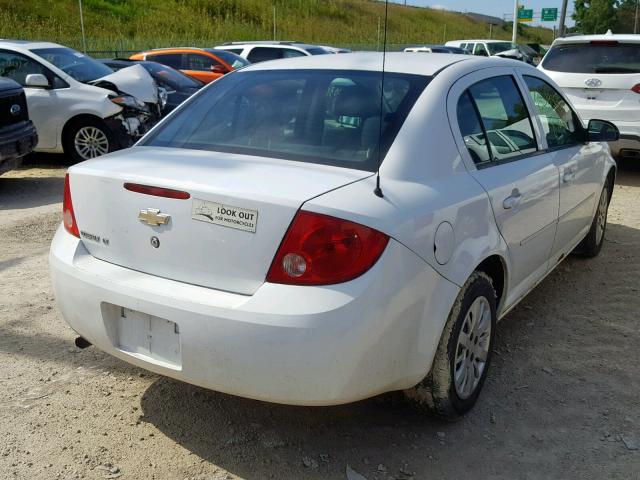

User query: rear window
[143,69,429,171]
[542,42,640,73]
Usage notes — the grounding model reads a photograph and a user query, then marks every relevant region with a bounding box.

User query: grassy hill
[0,0,553,56]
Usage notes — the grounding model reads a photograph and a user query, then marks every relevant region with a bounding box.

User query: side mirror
[588,119,619,142]
[210,64,227,74]
[25,73,50,88]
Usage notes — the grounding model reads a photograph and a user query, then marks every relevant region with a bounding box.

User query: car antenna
[373,0,389,198]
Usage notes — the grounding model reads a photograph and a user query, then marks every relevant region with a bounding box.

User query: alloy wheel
[454,296,492,400]
[595,187,608,246]
[74,126,109,160]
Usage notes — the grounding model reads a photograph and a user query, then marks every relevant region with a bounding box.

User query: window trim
[462,74,539,168]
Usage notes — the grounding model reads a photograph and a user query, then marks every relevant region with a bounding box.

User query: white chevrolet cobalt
[50,53,617,418]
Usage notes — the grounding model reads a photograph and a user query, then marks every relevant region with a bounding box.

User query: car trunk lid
[69,146,370,295]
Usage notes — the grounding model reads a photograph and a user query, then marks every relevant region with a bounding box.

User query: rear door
[449,68,559,306]
[519,72,603,260]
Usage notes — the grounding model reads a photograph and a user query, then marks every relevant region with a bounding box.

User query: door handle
[503,188,522,210]
[563,165,577,183]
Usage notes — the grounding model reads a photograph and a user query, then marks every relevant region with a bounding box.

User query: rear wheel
[574,182,610,258]
[63,118,115,163]
[404,272,496,419]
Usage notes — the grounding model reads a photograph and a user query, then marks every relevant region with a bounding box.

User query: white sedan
[50,53,617,418]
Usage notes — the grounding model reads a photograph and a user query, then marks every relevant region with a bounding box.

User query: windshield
[31,47,113,82]
[542,42,640,73]
[143,69,429,172]
[487,42,515,55]
[207,49,250,69]
[142,62,203,89]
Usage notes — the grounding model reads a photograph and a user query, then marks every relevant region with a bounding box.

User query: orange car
[130,48,249,84]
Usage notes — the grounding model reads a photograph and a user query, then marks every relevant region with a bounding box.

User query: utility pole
[635,0,639,34]
[78,0,87,53]
[511,0,518,44]
[558,0,569,37]
[489,22,493,39]
[273,5,276,41]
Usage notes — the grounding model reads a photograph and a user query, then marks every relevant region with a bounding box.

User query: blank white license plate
[116,307,181,369]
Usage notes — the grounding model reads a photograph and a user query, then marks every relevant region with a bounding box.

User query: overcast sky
[403,0,573,26]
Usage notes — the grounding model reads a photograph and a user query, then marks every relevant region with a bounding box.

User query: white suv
[445,39,526,61]
[0,40,161,162]
[538,33,640,159]
[215,41,331,63]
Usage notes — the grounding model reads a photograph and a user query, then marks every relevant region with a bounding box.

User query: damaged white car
[0,41,163,162]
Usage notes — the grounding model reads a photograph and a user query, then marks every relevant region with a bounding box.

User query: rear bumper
[0,120,37,175]
[49,226,459,405]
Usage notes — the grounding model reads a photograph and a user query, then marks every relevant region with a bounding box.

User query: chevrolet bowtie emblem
[138,208,171,226]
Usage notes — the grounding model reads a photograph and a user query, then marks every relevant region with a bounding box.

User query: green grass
[0,0,553,56]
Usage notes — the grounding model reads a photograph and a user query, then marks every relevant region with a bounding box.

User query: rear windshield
[143,69,429,171]
[542,42,640,73]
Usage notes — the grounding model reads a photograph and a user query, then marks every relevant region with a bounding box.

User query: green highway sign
[541,7,558,21]
[517,8,534,22]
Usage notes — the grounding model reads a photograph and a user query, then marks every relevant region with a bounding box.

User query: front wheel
[574,182,610,258]
[404,272,497,419]
[62,118,115,163]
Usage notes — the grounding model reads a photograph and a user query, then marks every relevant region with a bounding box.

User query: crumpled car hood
[494,48,523,59]
[91,64,158,104]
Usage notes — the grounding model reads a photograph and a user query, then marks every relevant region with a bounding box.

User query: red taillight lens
[590,40,618,45]
[266,211,389,286]
[632,84,640,94]
[63,173,80,238]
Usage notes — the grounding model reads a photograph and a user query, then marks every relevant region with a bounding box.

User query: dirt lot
[1,155,639,480]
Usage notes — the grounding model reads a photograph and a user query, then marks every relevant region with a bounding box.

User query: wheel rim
[74,126,109,160]
[595,187,608,246]
[454,296,492,400]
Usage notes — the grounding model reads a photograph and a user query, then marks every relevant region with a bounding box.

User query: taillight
[124,182,190,199]
[632,84,640,94]
[63,173,80,238]
[266,211,389,286]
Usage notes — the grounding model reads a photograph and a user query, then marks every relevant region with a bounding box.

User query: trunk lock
[150,236,160,248]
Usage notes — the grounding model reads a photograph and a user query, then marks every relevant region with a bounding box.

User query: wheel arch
[474,254,508,312]
[61,113,109,141]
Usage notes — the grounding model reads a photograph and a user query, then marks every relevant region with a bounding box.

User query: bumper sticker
[192,198,258,233]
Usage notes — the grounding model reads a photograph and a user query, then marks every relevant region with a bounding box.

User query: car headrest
[334,87,380,119]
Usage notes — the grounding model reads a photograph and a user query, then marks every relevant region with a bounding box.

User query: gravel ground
[1,154,639,480]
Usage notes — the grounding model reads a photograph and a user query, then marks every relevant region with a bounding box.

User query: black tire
[574,181,611,258]
[62,117,115,164]
[404,272,497,420]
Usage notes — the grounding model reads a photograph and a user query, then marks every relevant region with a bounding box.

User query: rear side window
[464,76,537,162]
[542,42,640,73]
[474,44,489,57]
[186,53,222,71]
[456,92,491,165]
[523,76,583,148]
[247,47,283,63]
[143,69,429,172]
[149,53,182,69]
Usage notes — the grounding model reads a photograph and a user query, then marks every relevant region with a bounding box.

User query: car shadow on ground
[136,221,640,479]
